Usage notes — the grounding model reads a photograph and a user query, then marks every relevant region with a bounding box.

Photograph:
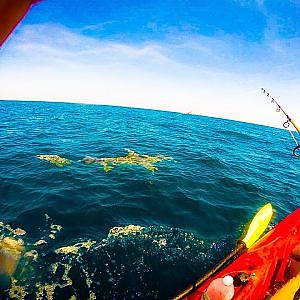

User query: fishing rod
[261,88,300,157]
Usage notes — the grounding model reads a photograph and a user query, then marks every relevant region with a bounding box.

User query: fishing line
[261,88,300,157]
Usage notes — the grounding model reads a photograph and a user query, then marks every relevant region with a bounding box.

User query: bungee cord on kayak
[261,88,300,157]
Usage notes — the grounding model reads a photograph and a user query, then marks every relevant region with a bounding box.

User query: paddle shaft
[174,241,246,299]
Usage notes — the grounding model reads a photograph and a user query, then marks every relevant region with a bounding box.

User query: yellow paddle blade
[242,203,273,249]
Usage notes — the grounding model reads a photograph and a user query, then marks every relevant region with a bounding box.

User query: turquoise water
[0,100,299,299]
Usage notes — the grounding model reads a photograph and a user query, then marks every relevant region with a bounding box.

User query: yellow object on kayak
[174,203,274,299]
[270,274,300,300]
[242,203,273,248]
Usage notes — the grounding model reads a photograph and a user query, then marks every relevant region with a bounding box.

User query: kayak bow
[175,206,300,300]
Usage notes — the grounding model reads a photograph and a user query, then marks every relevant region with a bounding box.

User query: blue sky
[21,0,299,41]
[1,0,300,127]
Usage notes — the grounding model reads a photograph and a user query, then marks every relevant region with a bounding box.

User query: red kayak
[0,0,39,47]
[176,208,300,300]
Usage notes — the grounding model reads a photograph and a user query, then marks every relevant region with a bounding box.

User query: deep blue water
[0,100,299,299]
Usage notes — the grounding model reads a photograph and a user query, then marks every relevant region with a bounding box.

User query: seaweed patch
[0,215,100,299]
[0,216,227,300]
[34,240,47,246]
[0,237,25,276]
[108,225,145,237]
[55,240,96,255]
[82,149,172,172]
[49,224,62,240]
[0,222,26,237]
[36,149,172,173]
[9,278,27,300]
[36,155,72,167]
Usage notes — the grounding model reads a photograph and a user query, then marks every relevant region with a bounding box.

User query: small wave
[216,176,261,195]
[197,153,228,169]
[217,129,269,144]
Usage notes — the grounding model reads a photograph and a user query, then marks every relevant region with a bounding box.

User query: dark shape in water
[82,149,172,172]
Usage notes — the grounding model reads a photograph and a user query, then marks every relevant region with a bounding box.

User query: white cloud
[232,0,264,7]
[0,23,299,129]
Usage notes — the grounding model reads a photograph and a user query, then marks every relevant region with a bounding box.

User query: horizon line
[0,98,293,132]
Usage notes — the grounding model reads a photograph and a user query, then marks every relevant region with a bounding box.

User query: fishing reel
[293,145,300,157]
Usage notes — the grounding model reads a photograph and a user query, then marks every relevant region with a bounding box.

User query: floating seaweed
[36,155,71,168]
[82,149,172,172]
[9,278,27,300]
[0,216,98,300]
[24,250,39,262]
[108,225,145,237]
[0,222,26,237]
[49,224,62,240]
[34,240,47,246]
[55,240,96,255]
[108,225,167,247]
[0,215,230,300]
[36,149,172,172]
[0,237,25,276]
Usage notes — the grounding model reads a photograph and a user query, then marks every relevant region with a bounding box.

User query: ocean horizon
[0,99,290,131]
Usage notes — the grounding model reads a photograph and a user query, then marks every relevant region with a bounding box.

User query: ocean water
[0,100,299,299]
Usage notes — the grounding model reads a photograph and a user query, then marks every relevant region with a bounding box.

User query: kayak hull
[185,208,300,300]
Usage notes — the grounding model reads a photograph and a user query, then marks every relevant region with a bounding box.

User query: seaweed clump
[108,225,145,237]
[55,240,96,255]
[36,155,71,168]
[0,237,25,276]
[82,149,172,172]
